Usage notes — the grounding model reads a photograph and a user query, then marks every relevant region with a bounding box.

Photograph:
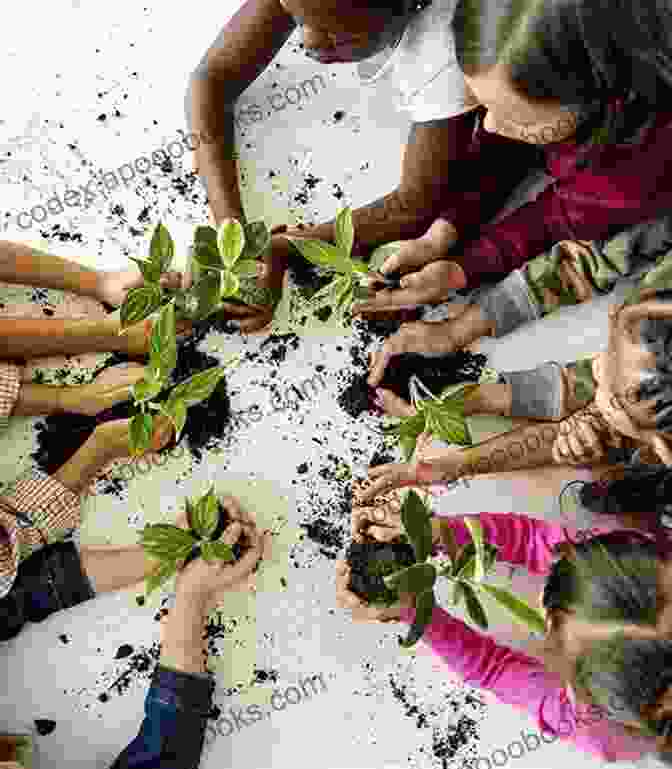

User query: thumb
[381,253,401,275]
[399,272,420,290]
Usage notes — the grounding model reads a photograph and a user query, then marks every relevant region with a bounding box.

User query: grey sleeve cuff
[475,269,540,337]
[499,361,564,420]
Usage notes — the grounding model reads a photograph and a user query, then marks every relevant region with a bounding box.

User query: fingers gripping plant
[126,300,238,455]
[283,207,404,316]
[139,486,239,595]
[119,218,277,328]
[373,491,546,647]
[383,379,480,461]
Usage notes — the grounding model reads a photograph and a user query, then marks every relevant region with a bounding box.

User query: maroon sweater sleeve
[458,110,672,287]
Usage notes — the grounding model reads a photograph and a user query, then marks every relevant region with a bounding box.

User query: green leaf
[401,490,434,563]
[129,413,154,455]
[130,257,161,284]
[463,517,485,582]
[120,286,163,329]
[285,238,354,275]
[149,222,175,273]
[383,563,437,594]
[149,302,177,381]
[140,523,196,559]
[160,399,187,441]
[368,241,404,272]
[131,376,164,404]
[335,277,354,312]
[192,226,223,271]
[208,541,236,562]
[217,218,246,268]
[452,580,465,607]
[462,583,489,629]
[350,259,368,274]
[334,207,354,259]
[241,221,271,261]
[385,411,428,462]
[145,558,180,596]
[168,366,226,409]
[479,583,546,634]
[399,589,435,648]
[182,273,221,321]
[221,270,241,298]
[233,259,259,277]
[190,486,220,540]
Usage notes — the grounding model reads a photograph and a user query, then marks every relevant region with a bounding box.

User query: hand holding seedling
[361,433,469,502]
[141,488,270,599]
[378,219,460,275]
[368,307,494,387]
[352,260,468,317]
[341,491,545,646]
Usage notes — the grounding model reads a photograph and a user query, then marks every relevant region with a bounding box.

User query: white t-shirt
[357,0,478,123]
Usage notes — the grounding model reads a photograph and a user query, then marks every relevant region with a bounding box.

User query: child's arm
[398,604,652,762]
[474,216,672,338]
[434,512,575,575]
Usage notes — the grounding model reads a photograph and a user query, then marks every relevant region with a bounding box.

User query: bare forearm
[160,594,209,674]
[189,76,245,224]
[0,317,128,358]
[454,420,561,479]
[80,545,155,594]
[0,240,100,297]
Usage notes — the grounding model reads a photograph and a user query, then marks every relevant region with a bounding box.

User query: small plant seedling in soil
[282,207,410,321]
[378,351,488,402]
[383,378,480,461]
[119,218,280,329]
[125,300,239,455]
[347,490,546,647]
[140,486,252,595]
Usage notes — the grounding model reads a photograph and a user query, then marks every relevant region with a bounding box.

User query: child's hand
[552,407,621,465]
[367,305,492,387]
[352,261,466,317]
[95,268,191,308]
[121,316,193,357]
[352,481,444,550]
[360,433,466,502]
[335,560,416,623]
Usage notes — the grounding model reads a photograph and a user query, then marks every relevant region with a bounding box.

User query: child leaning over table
[336,486,672,764]
[361,285,672,535]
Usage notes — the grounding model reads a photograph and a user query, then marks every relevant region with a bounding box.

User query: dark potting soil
[286,255,334,299]
[379,351,488,402]
[346,541,417,606]
[340,350,488,411]
[369,447,395,468]
[34,719,57,736]
[31,333,233,475]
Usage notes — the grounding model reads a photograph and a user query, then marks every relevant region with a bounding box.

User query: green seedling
[379,491,545,647]
[127,300,239,455]
[383,378,480,461]
[139,486,240,595]
[282,207,404,318]
[119,218,279,329]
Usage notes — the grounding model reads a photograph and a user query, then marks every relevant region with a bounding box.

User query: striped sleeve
[0,362,21,433]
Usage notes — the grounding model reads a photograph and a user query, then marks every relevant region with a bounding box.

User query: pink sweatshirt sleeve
[436,512,573,575]
[458,110,672,288]
[398,604,655,761]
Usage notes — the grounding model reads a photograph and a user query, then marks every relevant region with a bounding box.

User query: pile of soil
[286,254,334,299]
[31,330,232,474]
[377,350,488,402]
[346,541,417,606]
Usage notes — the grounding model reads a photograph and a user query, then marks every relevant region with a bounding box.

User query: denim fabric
[109,665,214,769]
[0,540,94,642]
